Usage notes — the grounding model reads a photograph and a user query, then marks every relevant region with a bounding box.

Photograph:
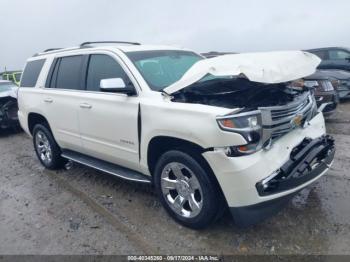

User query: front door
[78,54,140,170]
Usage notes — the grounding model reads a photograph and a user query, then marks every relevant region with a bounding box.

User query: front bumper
[230,136,334,227]
[202,113,335,226]
[256,135,335,196]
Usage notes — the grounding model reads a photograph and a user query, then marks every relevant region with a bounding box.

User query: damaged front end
[0,82,19,130]
[256,135,335,196]
[171,77,319,155]
[166,51,322,155]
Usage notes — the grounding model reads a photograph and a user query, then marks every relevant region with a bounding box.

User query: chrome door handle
[44,98,53,103]
[80,103,92,109]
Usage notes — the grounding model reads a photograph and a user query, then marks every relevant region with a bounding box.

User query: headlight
[217,110,261,132]
[217,111,263,156]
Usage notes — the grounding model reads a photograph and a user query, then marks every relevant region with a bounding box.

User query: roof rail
[43,48,63,52]
[32,46,81,57]
[32,41,141,57]
[80,41,141,47]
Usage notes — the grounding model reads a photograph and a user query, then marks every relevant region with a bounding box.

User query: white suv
[18,41,335,228]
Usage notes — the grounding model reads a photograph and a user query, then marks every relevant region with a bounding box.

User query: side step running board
[61,150,151,184]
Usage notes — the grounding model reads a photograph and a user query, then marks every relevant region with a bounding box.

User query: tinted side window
[20,59,45,87]
[55,55,84,90]
[329,50,350,60]
[86,54,129,92]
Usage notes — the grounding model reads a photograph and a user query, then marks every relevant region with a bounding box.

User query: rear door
[42,55,85,151]
[78,53,140,170]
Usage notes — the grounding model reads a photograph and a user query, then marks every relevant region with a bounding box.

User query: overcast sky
[1,0,350,70]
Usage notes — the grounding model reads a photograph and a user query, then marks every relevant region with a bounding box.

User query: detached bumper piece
[256,135,335,196]
[231,135,335,227]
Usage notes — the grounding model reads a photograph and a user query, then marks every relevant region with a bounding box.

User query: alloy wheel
[160,162,203,218]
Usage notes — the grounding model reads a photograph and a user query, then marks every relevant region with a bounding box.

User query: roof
[113,45,187,52]
[33,44,189,58]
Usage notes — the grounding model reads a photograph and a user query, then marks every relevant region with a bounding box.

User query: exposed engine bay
[171,77,308,110]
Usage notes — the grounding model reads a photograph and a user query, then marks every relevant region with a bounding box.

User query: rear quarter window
[20,59,46,87]
[47,55,84,90]
[56,55,84,90]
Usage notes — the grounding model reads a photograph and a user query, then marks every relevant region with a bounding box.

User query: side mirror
[100,78,135,95]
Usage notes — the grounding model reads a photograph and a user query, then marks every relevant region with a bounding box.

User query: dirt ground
[0,101,349,255]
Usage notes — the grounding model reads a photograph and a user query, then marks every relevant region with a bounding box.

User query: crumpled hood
[164,51,321,94]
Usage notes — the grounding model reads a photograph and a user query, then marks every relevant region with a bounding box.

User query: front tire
[33,124,66,170]
[154,150,224,229]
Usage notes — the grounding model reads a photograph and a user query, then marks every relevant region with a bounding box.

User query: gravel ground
[0,101,349,255]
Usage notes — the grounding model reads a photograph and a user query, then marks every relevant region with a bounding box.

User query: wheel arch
[148,135,228,223]
[147,136,211,176]
[27,112,51,135]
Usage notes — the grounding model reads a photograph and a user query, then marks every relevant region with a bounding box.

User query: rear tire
[154,150,224,229]
[33,124,66,170]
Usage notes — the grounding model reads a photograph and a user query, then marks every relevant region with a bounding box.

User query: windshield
[0,82,16,91]
[126,50,203,91]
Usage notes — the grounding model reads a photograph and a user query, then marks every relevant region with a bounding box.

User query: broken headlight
[217,111,263,156]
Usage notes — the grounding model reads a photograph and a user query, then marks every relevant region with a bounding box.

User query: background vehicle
[0,80,19,130]
[307,47,350,72]
[317,69,350,99]
[303,70,339,114]
[1,71,22,86]
[18,43,335,229]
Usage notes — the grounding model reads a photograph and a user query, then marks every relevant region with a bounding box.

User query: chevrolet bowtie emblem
[291,114,303,128]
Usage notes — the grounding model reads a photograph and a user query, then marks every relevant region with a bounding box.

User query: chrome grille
[259,92,316,142]
[270,98,309,121]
